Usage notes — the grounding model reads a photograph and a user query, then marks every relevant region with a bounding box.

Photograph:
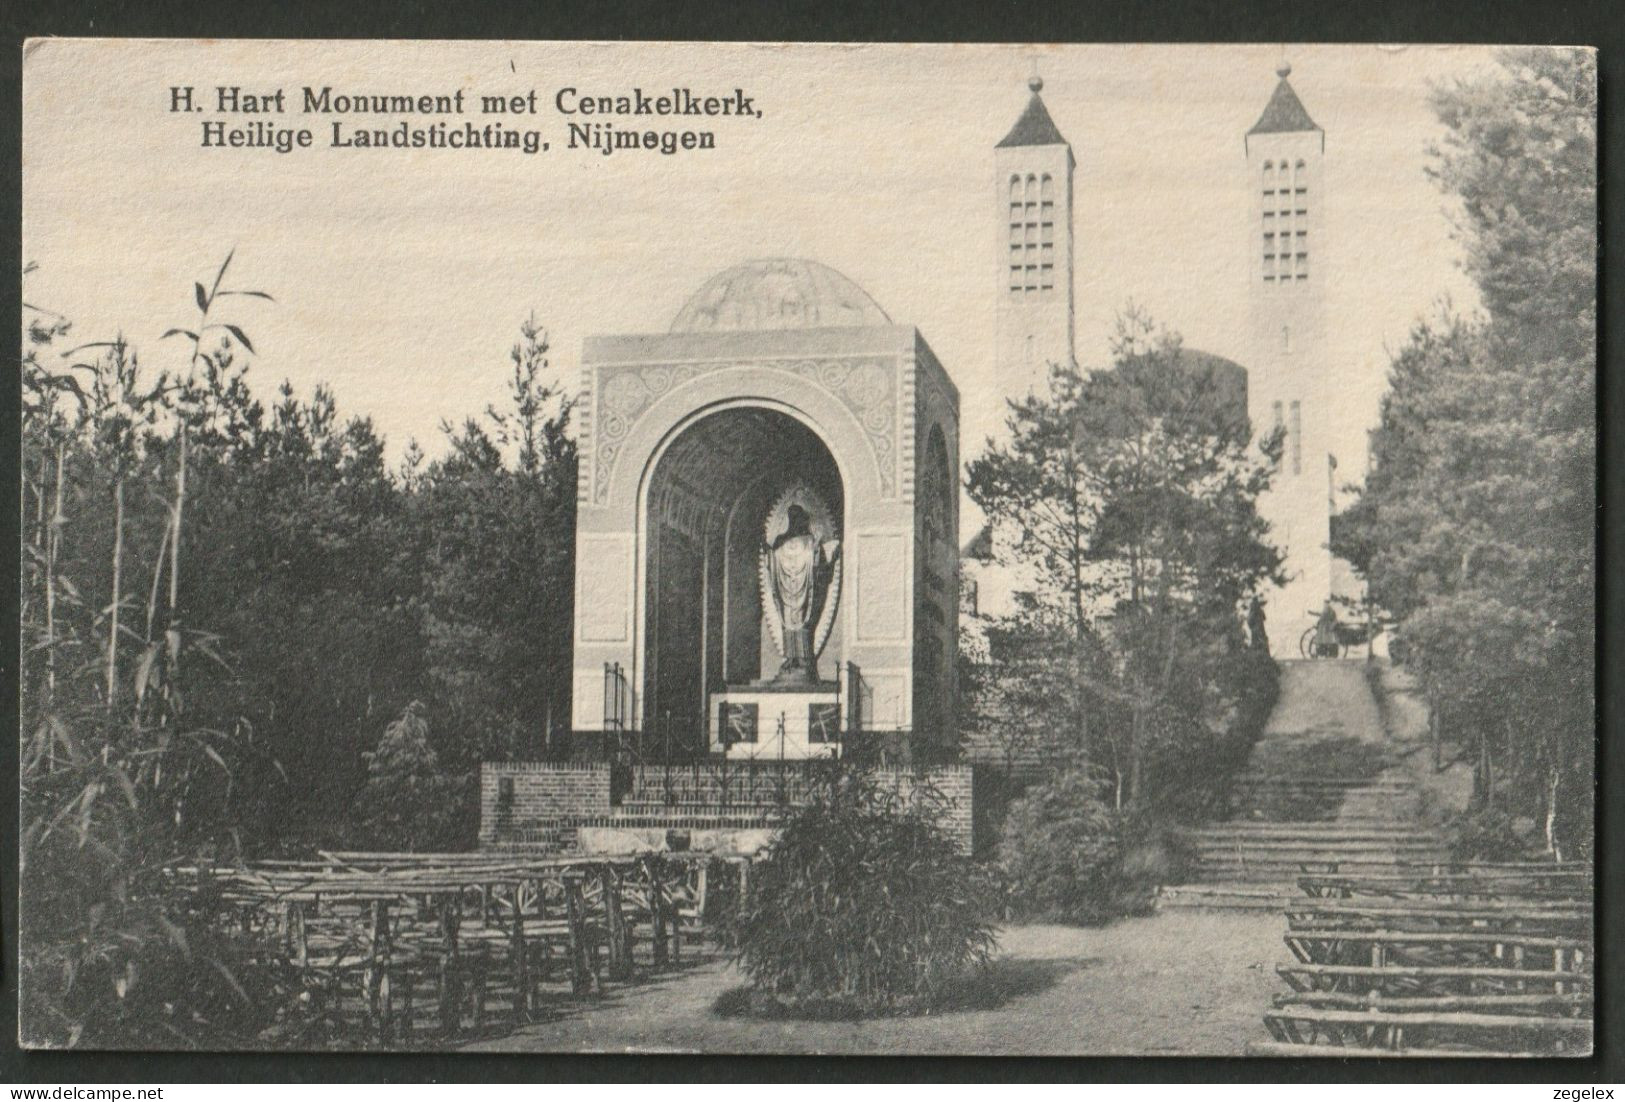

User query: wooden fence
[1248,859,1593,1057]
[167,850,754,1046]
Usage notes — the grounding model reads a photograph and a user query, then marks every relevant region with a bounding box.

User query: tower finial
[1276,59,1292,79]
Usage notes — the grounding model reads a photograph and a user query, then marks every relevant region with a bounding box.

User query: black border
[2,0,1620,1084]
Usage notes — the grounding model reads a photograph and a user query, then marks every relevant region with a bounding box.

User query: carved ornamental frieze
[591,357,899,503]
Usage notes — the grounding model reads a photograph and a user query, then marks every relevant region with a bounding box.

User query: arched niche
[638,405,845,748]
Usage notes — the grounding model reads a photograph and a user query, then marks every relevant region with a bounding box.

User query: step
[1190,859,1453,875]
[1234,770,1413,781]
[1159,884,1296,911]
[1227,811,1414,824]
[1185,847,1445,861]
[1189,865,1451,883]
[1229,807,1422,823]
[1190,855,1452,870]
[1233,781,1417,794]
[1183,839,1443,852]
[1197,827,1444,841]
[1180,824,1439,841]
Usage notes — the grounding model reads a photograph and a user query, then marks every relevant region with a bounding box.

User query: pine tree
[1335,48,1595,858]
[968,308,1282,808]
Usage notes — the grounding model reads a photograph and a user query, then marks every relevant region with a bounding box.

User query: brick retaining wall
[878,766,973,854]
[479,761,974,855]
[479,762,611,846]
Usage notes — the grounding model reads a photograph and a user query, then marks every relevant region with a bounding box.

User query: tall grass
[19,256,280,1047]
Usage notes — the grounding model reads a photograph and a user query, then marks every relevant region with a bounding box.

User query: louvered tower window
[1263,160,1310,283]
[1008,173,1056,297]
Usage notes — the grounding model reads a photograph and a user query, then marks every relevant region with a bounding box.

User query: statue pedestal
[710,683,842,759]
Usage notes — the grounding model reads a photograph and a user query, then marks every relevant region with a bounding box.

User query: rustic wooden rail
[1276,963,1593,997]
[167,850,755,1046]
[1261,1006,1592,1054]
[1252,862,1593,1056]
[1297,872,1592,903]
[1282,899,1591,937]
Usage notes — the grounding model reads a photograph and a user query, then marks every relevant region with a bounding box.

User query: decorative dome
[670,258,891,333]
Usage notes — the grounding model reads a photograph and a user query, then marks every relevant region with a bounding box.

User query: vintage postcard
[19,40,1596,1056]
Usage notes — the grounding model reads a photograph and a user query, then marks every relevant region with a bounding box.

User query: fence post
[645,857,669,967]
[564,874,595,995]
[400,960,414,1043]
[669,868,683,965]
[291,902,308,972]
[695,860,710,926]
[530,876,549,997]
[282,901,297,958]
[471,947,488,1034]
[367,900,393,1043]
[509,882,531,1024]
[600,865,631,982]
[438,896,462,1038]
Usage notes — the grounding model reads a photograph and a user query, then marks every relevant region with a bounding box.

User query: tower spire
[995,73,1075,396]
[1248,58,1321,145]
[998,71,1069,148]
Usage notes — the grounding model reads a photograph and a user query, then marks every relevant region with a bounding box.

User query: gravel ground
[464,909,1292,1056]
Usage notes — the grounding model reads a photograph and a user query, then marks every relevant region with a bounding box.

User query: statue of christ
[764,504,840,685]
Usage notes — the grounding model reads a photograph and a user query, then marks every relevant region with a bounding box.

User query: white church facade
[966,65,1346,660]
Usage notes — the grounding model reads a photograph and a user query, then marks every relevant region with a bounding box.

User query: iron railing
[551,658,938,807]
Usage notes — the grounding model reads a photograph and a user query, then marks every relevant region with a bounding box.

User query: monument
[570,258,960,759]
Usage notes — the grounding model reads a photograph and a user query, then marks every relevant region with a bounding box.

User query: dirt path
[1247,659,1390,778]
[466,668,1386,1055]
[465,910,1291,1055]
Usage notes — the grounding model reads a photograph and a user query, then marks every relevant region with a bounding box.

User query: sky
[23,40,1491,523]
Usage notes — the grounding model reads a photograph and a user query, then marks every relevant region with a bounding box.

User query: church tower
[1245,61,1333,655]
[996,76,1075,395]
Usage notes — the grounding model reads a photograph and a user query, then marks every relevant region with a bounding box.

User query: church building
[966,65,1339,662]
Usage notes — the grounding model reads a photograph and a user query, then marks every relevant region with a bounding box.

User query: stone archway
[639,406,844,752]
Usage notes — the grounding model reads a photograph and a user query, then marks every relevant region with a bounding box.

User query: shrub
[999,769,1126,924]
[730,769,999,1015]
[350,701,469,851]
[1450,806,1528,862]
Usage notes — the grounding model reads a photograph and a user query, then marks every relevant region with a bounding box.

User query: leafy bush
[730,769,1000,1015]
[998,769,1126,924]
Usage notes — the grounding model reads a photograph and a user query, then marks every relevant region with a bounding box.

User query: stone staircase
[1161,660,1449,910]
